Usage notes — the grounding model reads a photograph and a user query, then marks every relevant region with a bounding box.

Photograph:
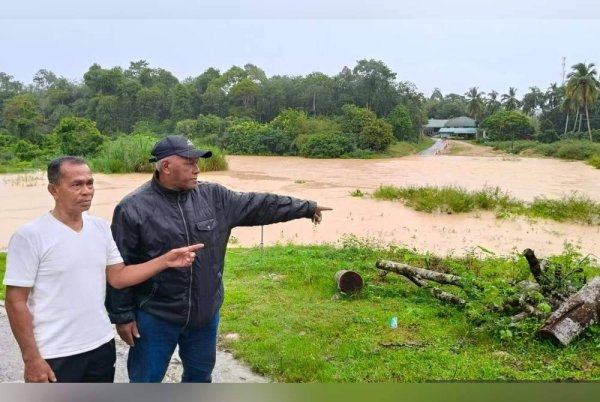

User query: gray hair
[47,156,87,185]
[155,157,169,173]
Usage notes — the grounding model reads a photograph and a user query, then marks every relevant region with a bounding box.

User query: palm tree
[485,90,501,117]
[544,83,564,111]
[561,96,576,136]
[566,62,600,141]
[501,87,520,111]
[464,87,485,121]
[521,86,543,116]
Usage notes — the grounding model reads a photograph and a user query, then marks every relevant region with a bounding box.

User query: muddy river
[2,144,599,257]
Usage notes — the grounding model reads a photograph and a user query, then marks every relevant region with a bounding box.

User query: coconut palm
[544,83,564,111]
[561,96,576,136]
[566,62,600,141]
[501,87,520,111]
[485,90,501,117]
[521,86,543,116]
[464,87,485,121]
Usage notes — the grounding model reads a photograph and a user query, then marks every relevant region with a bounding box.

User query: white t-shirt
[3,212,124,359]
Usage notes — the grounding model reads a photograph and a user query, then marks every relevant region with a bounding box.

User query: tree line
[0,59,599,169]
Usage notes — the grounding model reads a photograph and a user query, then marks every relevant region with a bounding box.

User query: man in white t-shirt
[3,156,202,383]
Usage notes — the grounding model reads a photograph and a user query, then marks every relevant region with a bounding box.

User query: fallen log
[376,260,464,288]
[404,274,466,306]
[538,276,600,346]
[523,248,548,287]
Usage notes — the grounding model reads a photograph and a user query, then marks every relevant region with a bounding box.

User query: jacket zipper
[178,192,193,328]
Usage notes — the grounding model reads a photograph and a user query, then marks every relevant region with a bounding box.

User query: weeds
[349,189,366,197]
[2,172,46,187]
[373,184,600,226]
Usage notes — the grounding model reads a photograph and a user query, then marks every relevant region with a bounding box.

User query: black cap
[149,135,212,162]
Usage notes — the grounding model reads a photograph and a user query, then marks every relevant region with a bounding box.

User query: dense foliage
[2,59,600,171]
[480,111,536,141]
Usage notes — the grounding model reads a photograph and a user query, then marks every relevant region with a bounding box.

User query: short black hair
[47,156,87,185]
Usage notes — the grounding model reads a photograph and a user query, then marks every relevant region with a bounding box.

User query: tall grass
[89,135,229,173]
[374,185,522,214]
[373,185,600,225]
[90,134,157,173]
[529,193,600,225]
[196,142,228,172]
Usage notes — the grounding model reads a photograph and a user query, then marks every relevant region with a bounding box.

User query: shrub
[253,128,294,155]
[299,133,355,158]
[14,140,44,161]
[387,104,413,141]
[175,119,199,137]
[555,141,596,160]
[480,111,535,141]
[225,120,294,155]
[587,154,600,169]
[358,119,394,151]
[224,120,263,154]
[197,114,226,137]
[53,117,107,156]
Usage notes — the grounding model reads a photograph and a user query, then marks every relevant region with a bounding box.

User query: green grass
[373,185,523,215]
[2,242,600,382]
[217,242,600,382]
[373,185,600,225]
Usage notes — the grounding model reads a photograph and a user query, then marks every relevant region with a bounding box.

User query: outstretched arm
[5,286,57,383]
[106,243,203,289]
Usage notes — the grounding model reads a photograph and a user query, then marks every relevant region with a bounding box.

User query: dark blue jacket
[105,174,316,328]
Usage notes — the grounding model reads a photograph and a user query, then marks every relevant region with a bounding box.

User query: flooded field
[2,145,600,257]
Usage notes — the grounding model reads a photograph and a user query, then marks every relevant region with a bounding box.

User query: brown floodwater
[2,148,600,257]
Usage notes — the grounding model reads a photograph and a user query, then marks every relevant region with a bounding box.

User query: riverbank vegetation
[3,59,600,173]
[2,240,599,381]
[373,185,600,225]
[478,139,600,168]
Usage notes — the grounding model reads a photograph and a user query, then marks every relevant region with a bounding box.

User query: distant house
[434,116,478,138]
[423,119,448,136]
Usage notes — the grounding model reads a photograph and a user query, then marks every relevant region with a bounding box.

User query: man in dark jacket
[106,135,331,383]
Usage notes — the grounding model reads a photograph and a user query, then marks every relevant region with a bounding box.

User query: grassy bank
[373,185,600,225]
[384,137,435,157]
[483,140,600,169]
[4,241,598,381]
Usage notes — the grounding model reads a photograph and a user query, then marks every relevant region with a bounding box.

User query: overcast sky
[3,1,600,97]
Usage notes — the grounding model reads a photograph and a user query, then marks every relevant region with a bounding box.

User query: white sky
[2,1,600,97]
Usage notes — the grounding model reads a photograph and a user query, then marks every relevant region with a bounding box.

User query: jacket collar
[151,171,192,199]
